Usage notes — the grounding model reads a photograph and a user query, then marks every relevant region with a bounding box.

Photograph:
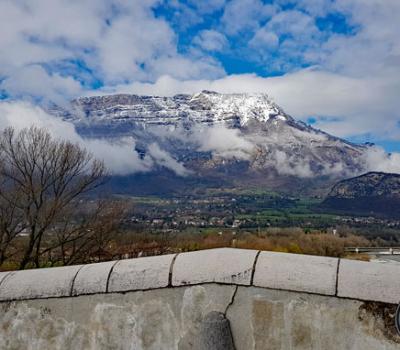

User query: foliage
[109,227,371,259]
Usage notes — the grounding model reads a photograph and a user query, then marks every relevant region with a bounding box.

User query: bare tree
[0,126,107,269]
[43,199,129,265]
[0,188,27,265]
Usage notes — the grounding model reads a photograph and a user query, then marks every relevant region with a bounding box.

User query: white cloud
[363,146,400,174]
[249,28,279,50]
[188,0,226,15]
[221,0,277,35]
[0,101,191,176]
[1,65,83,107]
[274,150,313,177]
[108,68,400,142]
[193,30,229,52]
[0,100,77,140]
[295,0,334,17]
[0,0,224,102]
[147,143,190,176]
[195,125,254,160]
[0,0,399,156]
[245,9,324,71]
[2,91,399,179]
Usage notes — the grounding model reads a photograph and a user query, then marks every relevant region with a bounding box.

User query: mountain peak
[66,91,290,127]
[187,90,288,125]
[48,92,369,183]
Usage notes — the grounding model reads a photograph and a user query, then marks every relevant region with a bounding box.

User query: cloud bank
[1,0,399,143]
[0,0,399,176]
[195,125,254,160]
[0,101,189,176]
[108,69,400,143]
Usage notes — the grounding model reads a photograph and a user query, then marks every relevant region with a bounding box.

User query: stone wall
[0,248,400,349]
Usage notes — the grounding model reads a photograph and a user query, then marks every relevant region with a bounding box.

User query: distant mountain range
[49,91,377,195]
[322,172,400,218]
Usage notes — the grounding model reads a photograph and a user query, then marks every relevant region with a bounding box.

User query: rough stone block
[172,248,258,286]
[338,259,400,303]
[108,254,175,293]
[253,251,338,295]
[195,311,235,350]
[72,260,117,296]
[0,265,82,301]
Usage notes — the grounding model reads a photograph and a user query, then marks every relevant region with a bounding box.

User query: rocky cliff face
[323,172,400,217]
[62,91,290,127]
[327,172,400,199]
[49,91,371,193]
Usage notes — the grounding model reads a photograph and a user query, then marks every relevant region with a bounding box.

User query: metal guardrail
[345,247,400,254]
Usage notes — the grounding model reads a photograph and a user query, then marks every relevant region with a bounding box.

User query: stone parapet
[0,248,399,304]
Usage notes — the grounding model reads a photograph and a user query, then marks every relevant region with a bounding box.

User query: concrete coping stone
[72,260,117,296]
[253,251,338,296]
[0,265,82,301]
[172,248,258,286]
[1,248,400,304]
[338,259,400,304]
[108,253,175,293]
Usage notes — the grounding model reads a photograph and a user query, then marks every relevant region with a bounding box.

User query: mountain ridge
[48,91,374,194]
[322,172,400,217]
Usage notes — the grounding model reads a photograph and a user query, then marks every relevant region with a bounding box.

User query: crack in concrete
[223,285,239,350]
[105,260,121,293]
[69,265,85,297]
[250,251,261,285]
[168,253,179,287]
[335,259,341,296]
[224,285,239,317]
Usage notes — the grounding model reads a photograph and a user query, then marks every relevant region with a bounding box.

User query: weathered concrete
[108,253,175,292]
[72,260,116,296]
[172,248,257,286]
[228,286,400,350]
[0,284,399,350]
[1,248,400,349]
[0,265,82,301]
[338,259,400,303]
[0,284,236,350]
[253,251,338,295]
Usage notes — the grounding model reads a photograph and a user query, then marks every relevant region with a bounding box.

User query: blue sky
[0,0,399,151]
[156,0,355,77]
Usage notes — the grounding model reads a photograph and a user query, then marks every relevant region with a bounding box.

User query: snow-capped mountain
[50,91,371,192]
[62,90,288,127]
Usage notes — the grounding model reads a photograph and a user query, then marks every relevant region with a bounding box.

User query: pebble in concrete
[108,253,175,293]
[253,251,338,296]
[338,259,400,304]
[172,248,258,286]
[195,311,235,350]
[0,265,82,301]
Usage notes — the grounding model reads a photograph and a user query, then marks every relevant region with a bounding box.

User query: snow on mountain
[49,91,369,182]
[58,90,288,127]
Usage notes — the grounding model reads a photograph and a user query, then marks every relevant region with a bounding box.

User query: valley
[117,187,400,250]
[48,92,400,259]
